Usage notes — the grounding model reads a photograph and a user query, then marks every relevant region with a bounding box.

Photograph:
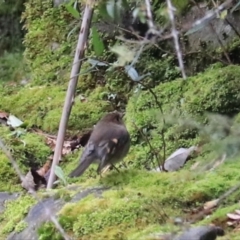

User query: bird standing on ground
[69,111,130,178]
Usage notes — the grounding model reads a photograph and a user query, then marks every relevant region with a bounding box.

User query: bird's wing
[97,126,129,154]
[68,141,97,177]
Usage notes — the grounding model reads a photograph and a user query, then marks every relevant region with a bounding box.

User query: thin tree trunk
[47,2,94,189]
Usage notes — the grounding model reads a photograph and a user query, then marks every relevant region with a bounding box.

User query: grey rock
[7,186,107,240]
[174,226,225,240]
[7,197,65,240]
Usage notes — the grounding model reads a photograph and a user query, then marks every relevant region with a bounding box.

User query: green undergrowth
[0,194,36,237]
[22,0,75,85]
[0,51,29,83]
[0,85,112,133]
[125,64,240,168]
[0,126,51,191]
[37,154,240,239]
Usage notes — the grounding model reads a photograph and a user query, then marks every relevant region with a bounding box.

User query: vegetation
[1,0,240,239]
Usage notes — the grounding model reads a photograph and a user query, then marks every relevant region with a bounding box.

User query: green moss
[0,126,51,167]
[183,65,240,117]
[0,85,112,133]
[0,195,36,235]
[0,51,29,82]
[0,152,20,192]
[125,64,240,169]
[0,125,52,190]
[15,220,28,233]
[22,0,75,85]
[37,154,240,239]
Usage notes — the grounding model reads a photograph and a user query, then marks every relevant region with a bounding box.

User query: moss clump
[0,152,20,192]
[0,195,36,235]
[0,125,52,190]
[183,65,240,117]
[0,126,51,168]
[0,85,112,133]
[22,0,75,85]
[125,64,240,168]
[0,51,29,82]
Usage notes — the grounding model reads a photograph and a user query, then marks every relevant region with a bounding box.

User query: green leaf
[106,0,115,19]
[88,58,109,67]
[91,27,104,56]
[99,2,111,19]
[8,130,26,138]
[185,18,212,36]
[106,0,122,21]
[65,2,80,19]
[54,166,67,186]
[110,45,135,66]
[125,65,139,81]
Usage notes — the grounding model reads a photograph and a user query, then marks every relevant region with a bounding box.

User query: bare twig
[225,17,240,39]
[166,0,186,79]
[144,0,154,29]
[189,181,240,224]
[192,0,232,64]
[138,82,167,167]
[131,121,162,168]
[0,138,71,240]
[47,1,95,189]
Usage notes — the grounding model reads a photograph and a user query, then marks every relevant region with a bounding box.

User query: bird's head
[101,111,125,125]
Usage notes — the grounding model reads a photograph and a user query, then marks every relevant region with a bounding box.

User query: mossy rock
[36,155,240,239]
[0,195,36,237]
[183,64,240,117]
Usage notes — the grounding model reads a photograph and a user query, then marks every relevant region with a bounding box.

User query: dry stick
[192,0,232,64]
[225,17,240,39]
[47,1,95,189]
[139,82,167,168]
[189,181,240,224]
[114,0,234,45]
[0,138,71,240]
[145,0,154,29]
[166,0,186,79]
[132,121,162,168]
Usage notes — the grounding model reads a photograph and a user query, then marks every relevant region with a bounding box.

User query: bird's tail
[68,156,95,178]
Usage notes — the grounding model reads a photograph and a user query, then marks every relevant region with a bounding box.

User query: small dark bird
[69,111,130,178]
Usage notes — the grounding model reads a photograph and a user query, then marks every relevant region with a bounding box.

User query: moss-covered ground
[1,0,240,239]
[1,63,240,239]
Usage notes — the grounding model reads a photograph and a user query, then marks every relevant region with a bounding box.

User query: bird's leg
[111,163,120,173]
[122,161,128,168]
[97,164,102,175]
[101,164,111,174]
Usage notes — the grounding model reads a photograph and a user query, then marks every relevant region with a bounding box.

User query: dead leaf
[0,111,9,119]
[190,161,200,170]
[227,213,240,220]
[204,199,219,210]
[36,160,51,177]
[21,170,36,191]
[235,210,240,215]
